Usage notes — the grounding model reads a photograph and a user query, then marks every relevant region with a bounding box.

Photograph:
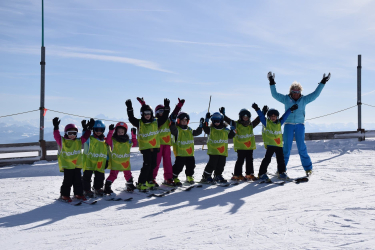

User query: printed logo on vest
[97,161,103,169]
[72,159,77,165]
[244,141,251,148]
[162,135,170,143]
[149,138,157,146]
[159,128,170,133]
[186,147,193,155]
[274,138,281,145]
[139,131,159,138]
[121,161,130,169]
[217,146,225,153]
[237,134,254,139]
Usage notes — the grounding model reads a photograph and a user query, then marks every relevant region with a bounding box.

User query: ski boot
[200,174,214,184]
[173,177,182,187]
[151,179,159,187]
[244,174,258,181]
[186,176,195,184]
[305,170,313,177]
[213,175,227,183]
[163,178,176,187]
[94,188,104,197]
[74,195,87,201]
[103,181,114,195]
[61,196,72,203]
[126,179,136,192]
[84,190,95,198]
[231,174,245,181]
[258,173,271,182]
[146,181,156,190]
[278,172,290,180]
[137,182,149,192]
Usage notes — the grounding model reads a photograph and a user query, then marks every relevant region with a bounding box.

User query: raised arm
[268,71,288,103]
[125,99,139,128]
[203,112,211,135]
[131,128,138,147]
[171,98,185,116]
[218,107,235,125]
[193,118,204,136]
[105,124,115,148]
[252,103,267,126]
[157,98,171,126]
[304,83,325,104]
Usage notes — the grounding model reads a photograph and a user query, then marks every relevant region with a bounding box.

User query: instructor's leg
[283,124,295,169]
[295,124,312,171]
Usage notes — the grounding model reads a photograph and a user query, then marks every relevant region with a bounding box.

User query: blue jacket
[270,83,325,124]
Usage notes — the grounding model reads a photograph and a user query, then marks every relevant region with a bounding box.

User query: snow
[1,139,375,249]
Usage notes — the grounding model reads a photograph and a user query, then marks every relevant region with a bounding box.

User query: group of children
[54,97,299,202]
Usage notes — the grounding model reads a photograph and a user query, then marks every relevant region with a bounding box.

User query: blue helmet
[211,112,224,122]
[93,120,106,132]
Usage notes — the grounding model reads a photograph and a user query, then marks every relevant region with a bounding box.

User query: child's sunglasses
[155,109,164,114]
[65,131,78,136]
[143,111,152,115]
[94,128,105,133]
[212,120,221,123]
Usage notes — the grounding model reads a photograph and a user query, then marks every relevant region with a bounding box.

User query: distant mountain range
[0,112,373,144]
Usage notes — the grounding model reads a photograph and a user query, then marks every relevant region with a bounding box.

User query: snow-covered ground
[1,139,375,250]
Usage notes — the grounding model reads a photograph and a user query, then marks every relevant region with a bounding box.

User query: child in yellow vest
[53,117,92,203]
[252,103,298,181]
[218,106,267,181]
[125,97,170,191]
[82,119,113,197]
[103,122,138,194]
[169,111,204,186]
[201,112,236,184]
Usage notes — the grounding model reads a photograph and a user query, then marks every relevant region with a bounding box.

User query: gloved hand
[205,112,211,123]
[125,99,132,109]
[81,120,88,130]
[252,103,260,111]
[290,104,298,112]
[177,98,185,108]
[164,98,170,108]
[219,107,225,116]
[262,105,269,115]
[320,73,331,84]
[137,97,145,106]
[170,113,177,123]
[199,118,204,128]
[230,121,236,131]
[87,118,95,130]
[131,128,136,136]
[53,117,60,130]
[109,124,115,131]
[267,71,276,85]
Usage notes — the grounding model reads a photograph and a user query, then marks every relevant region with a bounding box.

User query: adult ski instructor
[267,71,331,176]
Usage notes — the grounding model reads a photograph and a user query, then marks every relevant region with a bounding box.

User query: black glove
[267,71,276,85]
[81,120,88,130]
[199,118,204,128]
[125,99,132,109]
[252,103,260,111]
[109,124,115,131]
[52,117,60,130]
[219,107,225,116]
[87,118,95,130]
[131,128,136,135]
[320,73,331,84]
[164,98,170,108]
[262,105,269,115]
[290,104,298,112]
[205,112,210,123]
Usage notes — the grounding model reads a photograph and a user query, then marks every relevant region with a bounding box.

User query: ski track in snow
[1,139,375,249]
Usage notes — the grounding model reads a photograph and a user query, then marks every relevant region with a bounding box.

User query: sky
[1,0,375,129]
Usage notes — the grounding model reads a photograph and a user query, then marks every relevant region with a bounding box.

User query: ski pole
[202,95,211,150]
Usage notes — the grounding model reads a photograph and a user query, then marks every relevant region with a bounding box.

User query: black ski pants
[173,156,196,177]
[82,170,105,191]
[234,150,254,176]
[60,168,83,196]
[139,149,158,184]
[258,146,286,176]
[204,155,227,177]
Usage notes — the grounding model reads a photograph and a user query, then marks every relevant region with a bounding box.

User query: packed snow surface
[1,139,375,250]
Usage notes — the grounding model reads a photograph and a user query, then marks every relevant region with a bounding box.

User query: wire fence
[1,103,374,123]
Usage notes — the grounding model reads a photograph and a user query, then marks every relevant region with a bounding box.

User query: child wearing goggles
[53,117,92,203]
[125,97,170,191]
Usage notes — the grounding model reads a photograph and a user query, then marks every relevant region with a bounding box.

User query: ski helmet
[239,109,251,120]
[93,120,106,132]
[64,124,78,133]
[267,109,279,119]
[177,111,190,124]
[211,112,224,122]
[155,104,164,115]
[140,105,153,117]
[115,121,128,133]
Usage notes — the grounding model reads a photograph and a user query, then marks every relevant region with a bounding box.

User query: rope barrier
[0,109,39,118]
[47,109,124,123]
[305,105,357,121]
[363,103,375,108]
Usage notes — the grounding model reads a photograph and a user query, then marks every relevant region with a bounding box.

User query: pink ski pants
[153,144,173,180]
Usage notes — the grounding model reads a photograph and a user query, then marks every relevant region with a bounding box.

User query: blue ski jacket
[270,83,325,124]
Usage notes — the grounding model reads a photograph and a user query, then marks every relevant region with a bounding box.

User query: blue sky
[1,0,375,129]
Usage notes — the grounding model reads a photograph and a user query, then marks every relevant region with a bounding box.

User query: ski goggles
[290,90,301,94]
[143,111,152,115]
[155,109,164,114]
[212,120,221,123]
[65,131,78,136]
[94,128,105,133]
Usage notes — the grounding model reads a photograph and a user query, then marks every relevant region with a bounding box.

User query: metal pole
[39,0,46,159]
[202,96,212,150]
[357,54,364,141]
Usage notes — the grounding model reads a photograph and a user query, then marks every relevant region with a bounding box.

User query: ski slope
[1,139,375,250]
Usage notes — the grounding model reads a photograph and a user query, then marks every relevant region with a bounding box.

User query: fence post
[357,54,365,141]
[39,140,46,160]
